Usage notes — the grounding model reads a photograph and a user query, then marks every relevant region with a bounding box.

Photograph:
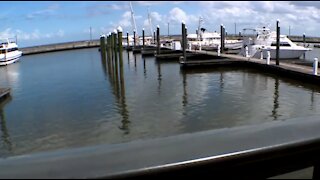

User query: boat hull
[0,51,22,65]
[252,48,309,59]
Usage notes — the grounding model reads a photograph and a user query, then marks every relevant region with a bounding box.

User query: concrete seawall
[19,34,320,57]
[20,40,100,56]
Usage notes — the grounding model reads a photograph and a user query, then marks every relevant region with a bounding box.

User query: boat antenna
[129,1,138,43]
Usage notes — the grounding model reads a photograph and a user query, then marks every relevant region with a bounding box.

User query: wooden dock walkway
[180,50,320,83]
[189,50,315,74]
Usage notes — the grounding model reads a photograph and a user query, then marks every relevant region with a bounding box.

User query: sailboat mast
[147,7,153,37]
[129,2,138,40]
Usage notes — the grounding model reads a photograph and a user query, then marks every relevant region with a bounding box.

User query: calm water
[0,47,320,158]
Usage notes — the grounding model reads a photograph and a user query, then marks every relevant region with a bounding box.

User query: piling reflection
[0,96,13,155]
[102,46,130,134]
[272,77,280,120]
[127,51,130,69]
[134,54,137,71]
[143,58,147,79]
[220,72,224,92]
[157,60,162,95]
[182,72,188,108]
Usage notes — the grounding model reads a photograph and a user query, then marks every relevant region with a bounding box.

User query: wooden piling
[100,35,106,60]
[153,30,156,45]
[117,27,123,53]
[133,30,136,48]
[276,20,280,66]
[220,24,224,53]
[111,32,114,50]
[185,26,188,51]
[157,25,160,55]
[113,30,118,51]
[303,33,306,59]
[223,26,225,52]
[142,28,145,48]
[182,22,187,61]
[127,32,129,48]
[118,27,125,95]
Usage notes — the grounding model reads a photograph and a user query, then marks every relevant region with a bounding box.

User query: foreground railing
[1,116,320,179]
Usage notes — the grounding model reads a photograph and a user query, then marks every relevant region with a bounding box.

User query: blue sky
[1,1,319,47]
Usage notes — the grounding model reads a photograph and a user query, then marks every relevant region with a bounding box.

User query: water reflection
[102,46,130,134]
[310,89,315,111]
[143,58,147,79]
[0,96,13,155]
[132,54,135,68]
[157,60,162,95]
[2,47,320,157]
[220,72,224,92]
[272,78,280,120]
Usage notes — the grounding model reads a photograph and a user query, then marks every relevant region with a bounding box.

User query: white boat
[187,17,242,51]
[240,27,311,59]
[187,31,243,51]
[0,38,22,66]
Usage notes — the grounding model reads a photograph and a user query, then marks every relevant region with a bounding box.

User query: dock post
[189,42,192,51]
[111,32,114,50]
[313,58,318,75]
[266,48,271,65]
[127,31,129,48]
[182,21,187,62]
[153,30,156,45]
[117,26,123,53]
[276,19,280,66]
[185,26,188,49]
[199,43,202,51]
[133,30,136,48]
[220,24,224,53]
[223,26,225,52]
[118,26,124,91]
[218,45,221,56]
[303,33,306,47]
[157,25,160,55]
[142,28,145,49]
[303,33,306,59]
[260,49,263,59]
[107,33,112,62]
[100,34,106,59]
[113,29,118,51]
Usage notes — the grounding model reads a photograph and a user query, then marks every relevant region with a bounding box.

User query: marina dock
[179,50,320,83]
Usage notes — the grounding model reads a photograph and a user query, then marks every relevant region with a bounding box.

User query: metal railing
[0,116,320,179]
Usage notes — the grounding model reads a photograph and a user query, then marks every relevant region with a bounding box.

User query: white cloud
[118,11,132,28]
[0,28,65,41]
[151,12,162,22]
[110,4,122,10]
[26,4,60,20]
[167,7,198,25]
[56,29,64,37]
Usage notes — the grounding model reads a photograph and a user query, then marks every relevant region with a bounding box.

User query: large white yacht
[240,27,311,59]
[0,39,22,65]
[187,30,243,51]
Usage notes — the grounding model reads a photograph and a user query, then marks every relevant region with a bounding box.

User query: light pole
[90,26,92,44]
